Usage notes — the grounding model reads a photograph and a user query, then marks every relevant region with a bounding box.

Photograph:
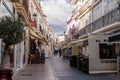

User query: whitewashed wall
[45,46,49,58]
[76,0,118,31]
[88,34,117,73]
[92,0,118,22]
[79,10,92,30]
[14,41,24,70]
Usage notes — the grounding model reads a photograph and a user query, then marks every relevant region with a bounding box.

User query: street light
[33,13,37,19]
[32,13,37,27]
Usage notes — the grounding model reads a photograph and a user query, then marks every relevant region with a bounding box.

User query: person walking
[53,50,58,56]
[59,49,62,57]
[41,50,45,64]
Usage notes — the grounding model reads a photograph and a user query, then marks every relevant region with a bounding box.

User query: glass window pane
[2,4,12,17]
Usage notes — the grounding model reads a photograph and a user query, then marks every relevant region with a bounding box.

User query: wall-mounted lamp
[96,40,101,42]
[104,39,108,42]
[32,13,37,27]
[33,13,37,16]
[33,13,37,19]
[43,14,47,17]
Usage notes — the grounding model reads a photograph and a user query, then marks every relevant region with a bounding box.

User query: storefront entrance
[114,43,120,73]
[29,38,41,64]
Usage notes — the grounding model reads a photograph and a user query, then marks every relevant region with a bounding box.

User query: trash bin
[70,55,77,67]
[0,69,13,80]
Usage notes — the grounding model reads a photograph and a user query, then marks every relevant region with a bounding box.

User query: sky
[40,0,74,36]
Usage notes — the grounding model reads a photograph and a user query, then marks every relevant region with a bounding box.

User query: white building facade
[66,0,120,74]
[0,0,30,72]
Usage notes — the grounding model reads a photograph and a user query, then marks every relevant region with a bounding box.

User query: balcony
[73,0,92,20]
[78,7,120,38]
[11,0,23,4]
[13,0,29,25]
[72,7,78,17]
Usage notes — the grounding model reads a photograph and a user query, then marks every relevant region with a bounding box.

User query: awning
[109,32,120,42]
[30,28,41,39]
[29,28,47,45]
[67,38,88,45]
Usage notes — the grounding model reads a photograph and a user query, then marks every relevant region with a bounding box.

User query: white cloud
[40,0,74,36]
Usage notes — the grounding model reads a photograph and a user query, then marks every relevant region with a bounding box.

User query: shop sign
[101,60,117,63]
[117,57,120,73]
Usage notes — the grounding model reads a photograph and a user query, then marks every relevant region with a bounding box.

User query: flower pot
[0,69,13,80]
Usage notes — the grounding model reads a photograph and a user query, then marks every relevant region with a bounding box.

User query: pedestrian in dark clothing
[41,50,45,64]
[54,50,58,56]
[59,49,62,57]
[55,50,58,56]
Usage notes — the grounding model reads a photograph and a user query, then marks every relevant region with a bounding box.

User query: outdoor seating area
[70,55,89,73]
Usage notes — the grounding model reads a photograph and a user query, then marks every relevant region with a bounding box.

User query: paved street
[13,56,120,80]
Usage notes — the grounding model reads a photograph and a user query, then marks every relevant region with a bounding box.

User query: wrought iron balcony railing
[78,7,120,37]
[12,0,29,15]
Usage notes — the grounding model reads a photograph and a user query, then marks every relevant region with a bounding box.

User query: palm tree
[0,16,24,69]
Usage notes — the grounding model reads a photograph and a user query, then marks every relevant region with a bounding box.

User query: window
[99,43,117,59]
[2,2,12,17]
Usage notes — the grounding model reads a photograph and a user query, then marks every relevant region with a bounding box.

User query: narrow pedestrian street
[13,56,120,80]
[1,0,120,80]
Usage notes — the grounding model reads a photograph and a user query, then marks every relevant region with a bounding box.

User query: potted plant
[0,16,24,80]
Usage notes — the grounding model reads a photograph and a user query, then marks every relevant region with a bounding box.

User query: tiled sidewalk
[13,60,55,80]
[13,56,120,80]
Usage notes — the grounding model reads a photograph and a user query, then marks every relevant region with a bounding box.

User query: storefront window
[2,2,12,17]
[99,43,117,59]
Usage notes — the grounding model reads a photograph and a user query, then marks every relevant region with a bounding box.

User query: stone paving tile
[13,56,120,80]
[50,56,120,80]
